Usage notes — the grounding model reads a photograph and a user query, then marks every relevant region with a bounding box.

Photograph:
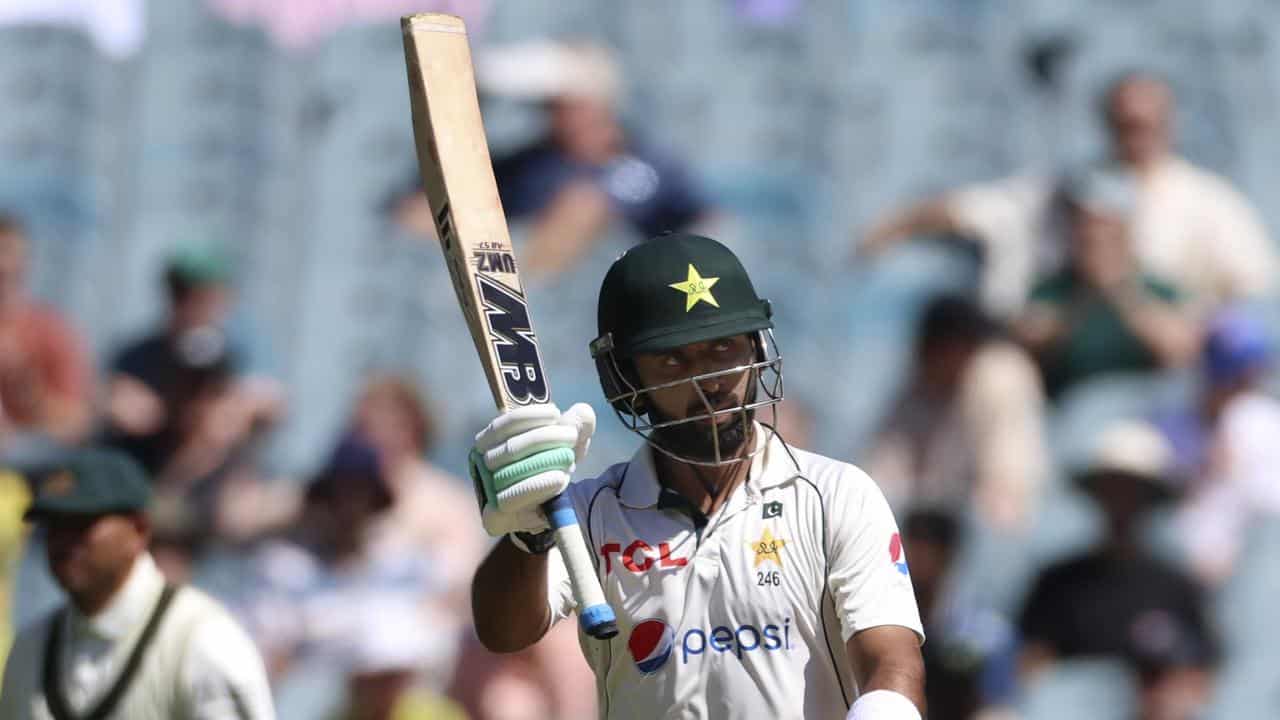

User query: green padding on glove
[491,447,576,490]
[469,448,498,508]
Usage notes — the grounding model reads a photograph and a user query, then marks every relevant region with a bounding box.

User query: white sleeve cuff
[846,689,922,720]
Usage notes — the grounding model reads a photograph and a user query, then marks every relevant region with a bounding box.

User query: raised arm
[468,403,595,652]
[857,196,959,257]
[520,181,612,279]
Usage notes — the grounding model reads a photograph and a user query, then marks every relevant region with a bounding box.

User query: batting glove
[469,403,595,537]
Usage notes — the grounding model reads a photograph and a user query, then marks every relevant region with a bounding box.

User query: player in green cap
[0,448,275,720]
[468,234,925,719]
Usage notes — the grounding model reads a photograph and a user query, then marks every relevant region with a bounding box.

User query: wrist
[510,530,556,555]
[846,690,921,720]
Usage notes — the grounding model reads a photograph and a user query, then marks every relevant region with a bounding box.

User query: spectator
[860,72,1276,317]
[102,244,282,476]
[138,339,292,581]
[865,294,1048,531]
[1155,309,1280,586]
[345,377,597,720]
[237,437,453,687]
[901,509,1017,720]
[351,375,484,599]
[0,466,29,674]
[396,42,715,279]
[1017,421,1217,683]
[0,215,93,443]
[330,600,468,720]
[1013,166,1199,399]
[447,620,598,720]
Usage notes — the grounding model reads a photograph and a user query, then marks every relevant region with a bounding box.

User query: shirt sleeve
[1199,177,1276,299]
[944,176,1052,317]
[1016,569,1064,651]
[181,610,277,720]
[825,465,925,643]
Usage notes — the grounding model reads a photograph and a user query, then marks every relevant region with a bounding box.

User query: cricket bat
[400,13,618,640]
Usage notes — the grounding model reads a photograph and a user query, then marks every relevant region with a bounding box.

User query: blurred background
[3,0,1280,718]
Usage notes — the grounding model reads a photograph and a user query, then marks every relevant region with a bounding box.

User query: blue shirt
[494,137,710,239]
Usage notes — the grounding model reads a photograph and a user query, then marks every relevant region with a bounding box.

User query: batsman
[469,233,926,719]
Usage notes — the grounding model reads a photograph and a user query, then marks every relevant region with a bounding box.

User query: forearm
[862,197,958,253]
[472,537,554,653]
[848,628,926,717]
[860,658,927,713]
[40,392,91,442]
[523,182,610,278]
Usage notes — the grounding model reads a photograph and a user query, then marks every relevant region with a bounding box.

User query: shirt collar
[618,423,797,509]
[70,553,165,641]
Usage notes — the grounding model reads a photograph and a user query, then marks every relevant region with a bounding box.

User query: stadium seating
[4,2,1280,712]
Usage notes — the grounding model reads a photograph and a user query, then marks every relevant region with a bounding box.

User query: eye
[660,354,681,368]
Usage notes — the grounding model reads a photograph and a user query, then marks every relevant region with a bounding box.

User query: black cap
[24,448,152,521]
[306,435,393,511]
[593,233,772,357]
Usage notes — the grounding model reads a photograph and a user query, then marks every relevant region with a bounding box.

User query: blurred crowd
[858,71,1280,720]
[0,207,596,718]
[2,10,1280,720]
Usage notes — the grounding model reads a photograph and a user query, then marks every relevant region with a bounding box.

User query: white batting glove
[469,403,595,537]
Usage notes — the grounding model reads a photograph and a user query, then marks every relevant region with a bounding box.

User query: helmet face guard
[591,329,784,466]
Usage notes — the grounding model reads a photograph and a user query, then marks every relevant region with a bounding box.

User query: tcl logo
[600,541,689,574]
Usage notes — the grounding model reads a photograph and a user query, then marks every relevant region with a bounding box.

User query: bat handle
[542,493,619,640]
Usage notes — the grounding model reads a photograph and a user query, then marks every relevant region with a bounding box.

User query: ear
[131,513,152,548]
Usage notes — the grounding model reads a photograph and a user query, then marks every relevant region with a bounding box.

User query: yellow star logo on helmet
[668,264,720,312]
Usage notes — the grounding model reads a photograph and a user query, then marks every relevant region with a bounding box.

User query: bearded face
[646,383,757,463]
[606,332,782,466]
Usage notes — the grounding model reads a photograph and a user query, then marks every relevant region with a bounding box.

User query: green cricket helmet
[590,233,784,465]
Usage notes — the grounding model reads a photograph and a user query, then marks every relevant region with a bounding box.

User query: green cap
[167,242,232,286]
[593,234,772,357]
[24,448,152,521]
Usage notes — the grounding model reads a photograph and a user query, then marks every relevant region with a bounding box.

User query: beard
[647,383,758,463]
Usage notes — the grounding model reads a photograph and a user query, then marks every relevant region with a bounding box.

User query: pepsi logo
[628,619,674,675]
[889,533,909,576]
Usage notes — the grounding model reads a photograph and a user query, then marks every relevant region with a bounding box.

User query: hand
[855,222,897,260]
[106,376,166,435]
[1015,304,1068,350]
[469,403,595,537]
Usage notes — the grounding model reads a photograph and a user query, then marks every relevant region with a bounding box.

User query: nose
[697,373,723,394]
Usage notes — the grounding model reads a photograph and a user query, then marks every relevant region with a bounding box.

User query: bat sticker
[477,274,550,404]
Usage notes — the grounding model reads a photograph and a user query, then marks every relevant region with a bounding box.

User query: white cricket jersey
[0,553,275,720]
[547,426,924,719]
